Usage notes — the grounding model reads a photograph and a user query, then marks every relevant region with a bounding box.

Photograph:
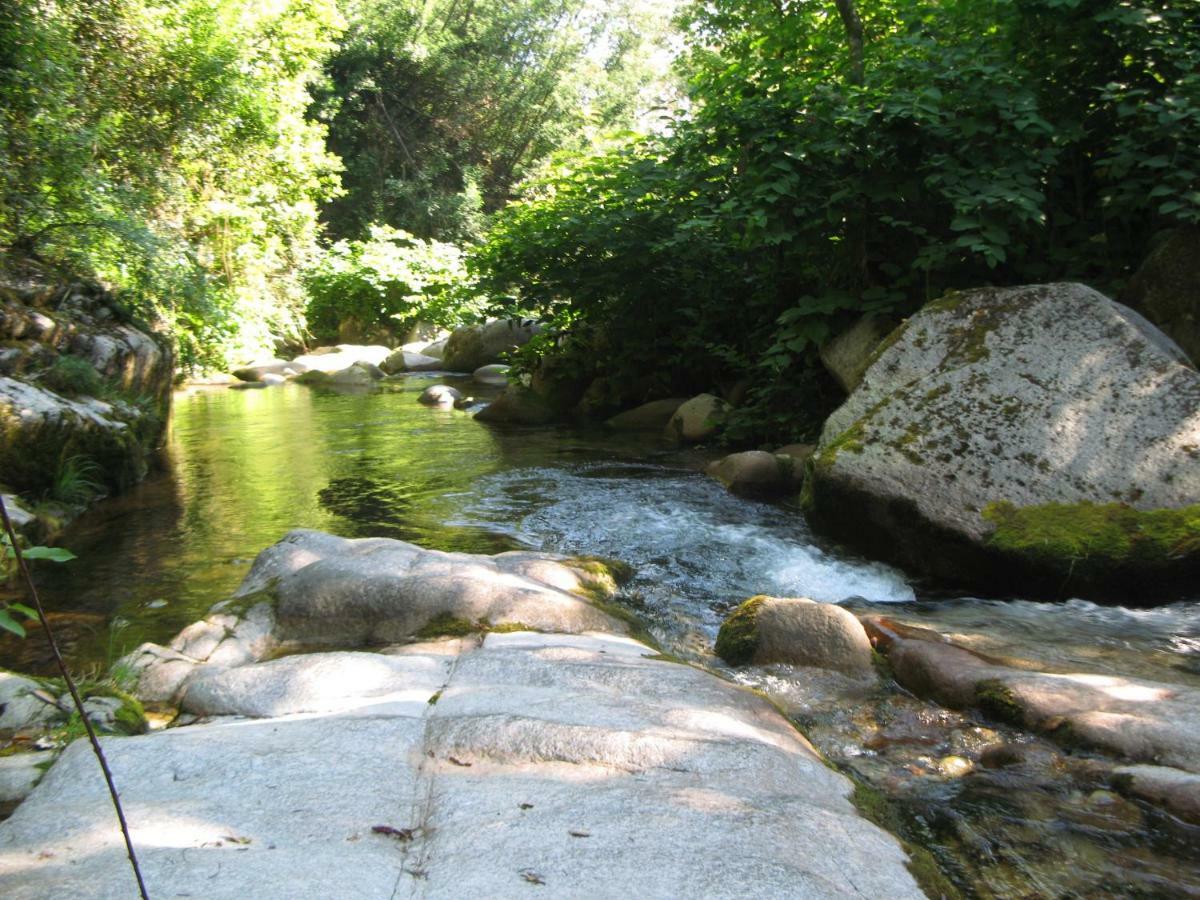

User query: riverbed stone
[1113,764,1200,824]
[418,384,462,407]
[806,282,1200,600]
[380,348,442,374]
[706,450,803,498]
[820,314,898,393]
[715,596,875,677]
[867,618,1200,773]
[473,385,555,425]
[0,632,925,898]
[442,318,541,372]
[473,363,510,385]
[289,344,391,374]
[0,753,50,805]
[664,393,731,443]
[604,398,687,431]
[329,361,384,385]
[0,672,55,733]
[121,531,636,705]
[231,359,307,382]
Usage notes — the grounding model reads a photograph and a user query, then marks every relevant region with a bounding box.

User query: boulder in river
[473,385,556,425]
[329,361,384,385]
[380,348,442,374]
[706,450,803,499]
[819,314,899,394]
[120,529,634,704]
[805,283,1200,600]
[290,344,392,374]
[441,318,541,372]
[472,363,510,385]
[664,393,731,443]
[605,398,687,431]
[4,631,926,898]
[715,596,875,677]
[231,359,307,382]
[418,384,462,407]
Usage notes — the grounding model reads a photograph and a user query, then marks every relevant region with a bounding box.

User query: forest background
[2,0,1197,443]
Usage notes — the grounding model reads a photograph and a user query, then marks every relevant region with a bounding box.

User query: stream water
[4,375,1199,896]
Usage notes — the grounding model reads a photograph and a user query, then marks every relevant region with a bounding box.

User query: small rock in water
[936,755,974,778]
[418,384,462,408]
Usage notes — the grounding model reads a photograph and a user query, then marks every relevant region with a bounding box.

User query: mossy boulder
[715,596,875,676]
[604,398,687,431]
[664,393,731,443]
[819,314,900,394]
[806,283,1200,601]
[1121,226,1200,366]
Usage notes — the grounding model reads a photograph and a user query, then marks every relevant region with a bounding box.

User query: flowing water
[3,376,1199,896]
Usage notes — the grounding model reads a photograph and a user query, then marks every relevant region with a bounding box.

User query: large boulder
[1121,227,1199,365]
[380,348,442,374]
[231,359,308,382]
[0,281,172,500]
[705,451,803,499]
[664,393,731,443]
[820,315,899,394]
[805,283,1200,600]
[605,398,687,431]
[119,530,634,704]
[472,364,510,385]
[473,385,556,425]
[715,596,875,677]
[441,318,541,372]
[2,632,925,899]
[289,344,391,374]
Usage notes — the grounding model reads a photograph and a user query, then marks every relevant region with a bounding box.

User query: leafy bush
[473,0,1200,443]
[40,356,103,398]
[304,225,483,342]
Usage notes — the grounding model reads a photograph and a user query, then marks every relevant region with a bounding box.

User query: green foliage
[0,0,344,371]
[304,225,481,342]
[1,532,75,638]
[40,356,103,398]
[314,0,680,244]
[983,500,1200,571]
[50,456,105,506]
[473,0,1200,442]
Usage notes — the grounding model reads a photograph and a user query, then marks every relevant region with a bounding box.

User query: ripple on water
[452,461,915,635]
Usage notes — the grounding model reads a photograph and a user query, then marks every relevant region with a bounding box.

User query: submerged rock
[866,617,1200,774]
[706,450,803,498]
[3,632,925,898]
[441,318,541,372]
[1113,764,1200,825]
[664,393,731,443]
[418,384,462,407]
[806,283,1200,600]
[715,596,875,677]
[120,529,633,704]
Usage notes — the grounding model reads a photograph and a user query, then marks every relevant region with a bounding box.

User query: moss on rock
[983,500,1200,578]
[973,679,1024,727]
[714,595,768,666]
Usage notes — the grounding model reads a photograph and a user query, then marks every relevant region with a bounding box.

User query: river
[4,374,1199,896]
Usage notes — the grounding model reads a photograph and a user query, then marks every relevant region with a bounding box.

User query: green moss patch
[973,679,1024,727]
[413,614,540,640]
[983,500,1200,575]
[714,595,768,666]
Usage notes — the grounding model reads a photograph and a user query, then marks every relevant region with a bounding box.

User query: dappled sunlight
[1054,672,1173,704]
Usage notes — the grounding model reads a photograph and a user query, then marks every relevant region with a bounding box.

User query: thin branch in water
[0,495,150,900]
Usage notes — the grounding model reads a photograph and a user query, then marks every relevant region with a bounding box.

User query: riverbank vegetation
[2,0,1197,438]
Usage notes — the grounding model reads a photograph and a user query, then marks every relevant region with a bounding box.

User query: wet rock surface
[120,529,632,704]
[0,632,924,899]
